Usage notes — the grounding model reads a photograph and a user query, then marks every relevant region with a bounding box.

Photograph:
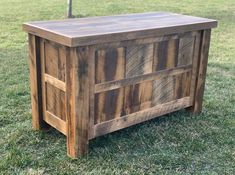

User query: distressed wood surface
[23,12,217,47]
[28,34,48,130]
[95,65,192,93]
[66,47,90,158]
[26,14,215,158]
[188,29,211,113]
[93,97,191,138]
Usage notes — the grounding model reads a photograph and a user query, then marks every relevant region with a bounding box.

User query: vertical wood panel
[44,41,66,82]
[152,39,179,106]
[124,44,154,114]
[94,47,125,123]
[95,47,125,83]
[28,34,48,130]
[177,32,195,66]
[188,29,211,113]
[46,83,66,121]
[66,46,90,158]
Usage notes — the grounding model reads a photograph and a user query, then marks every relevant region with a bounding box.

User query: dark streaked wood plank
[94,47,125,124]
[152,39,179,105]
[95,47,125,83]
[94,88,124,124]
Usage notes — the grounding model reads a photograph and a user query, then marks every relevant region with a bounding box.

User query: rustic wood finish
[25,12,217,158]
[23,12,217,47]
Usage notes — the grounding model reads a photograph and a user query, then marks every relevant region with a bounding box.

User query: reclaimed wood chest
[23,12,217,158]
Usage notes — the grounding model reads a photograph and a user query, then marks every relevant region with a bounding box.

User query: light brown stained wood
[152,39,179,105]
[94,47,125,124]
[124,44,154,114]
[44,41,66,82]
[66,46,90,158]
[28,34,48,130]
[44,74,66,92]
[46,83,66,121]
[93,97,191,138]
[44,111,67,135]
[188,29,211,114]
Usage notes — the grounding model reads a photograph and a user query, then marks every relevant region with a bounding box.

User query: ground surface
[0,0,234,174]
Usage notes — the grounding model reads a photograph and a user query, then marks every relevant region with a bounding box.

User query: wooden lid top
[23,12,217,47]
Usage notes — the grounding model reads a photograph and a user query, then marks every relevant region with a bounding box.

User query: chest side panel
[93,31,201,128]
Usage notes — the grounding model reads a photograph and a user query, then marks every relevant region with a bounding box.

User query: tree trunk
[67,0,73,18]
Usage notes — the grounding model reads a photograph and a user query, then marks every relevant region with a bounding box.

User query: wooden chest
[23,12,217,158]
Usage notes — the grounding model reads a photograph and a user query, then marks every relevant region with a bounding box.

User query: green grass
[0,0,235,174]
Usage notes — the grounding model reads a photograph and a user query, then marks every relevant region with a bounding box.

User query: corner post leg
[28,34,48,130]
[66,46,89,158]
[188,29,211,114]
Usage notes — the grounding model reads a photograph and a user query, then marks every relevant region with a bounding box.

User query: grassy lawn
[0,0,235,174]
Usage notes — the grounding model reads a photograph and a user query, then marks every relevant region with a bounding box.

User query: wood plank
[44,40,66,82]
[152,39,179,105]
[188,29,211,113]
[45,83,66,121]
[95,47,125,83]
[177,32,195,66]
[66,46,90,158]
[188,31,201,105]
[28,34,48,130]
[88,47,95,140]
[92,97,191,138]
[94,47,125,123]
[94,88,125,124]
[44,111,67,135]
[23,12,217,47]
[95,65,192,93]
[45,73,66,92]
[124,44,154,114]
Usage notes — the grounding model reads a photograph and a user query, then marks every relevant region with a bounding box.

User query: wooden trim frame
[66,46,91,158]
[95,65,192,93]
[92,97,191,138]
[187,29,211,113]
[28,34,49,130]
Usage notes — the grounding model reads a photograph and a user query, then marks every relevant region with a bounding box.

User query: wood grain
[44,111,67,135]
[94,47,125,124]
[28,34,48,130]
[93,97,191,138]
[188,29,211,113]
[95,65,192,93]
[66,46,90,158]
[44,74,66,92]
[124,44,153,114]
[152,39,179,105]
[23,12,217,47]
